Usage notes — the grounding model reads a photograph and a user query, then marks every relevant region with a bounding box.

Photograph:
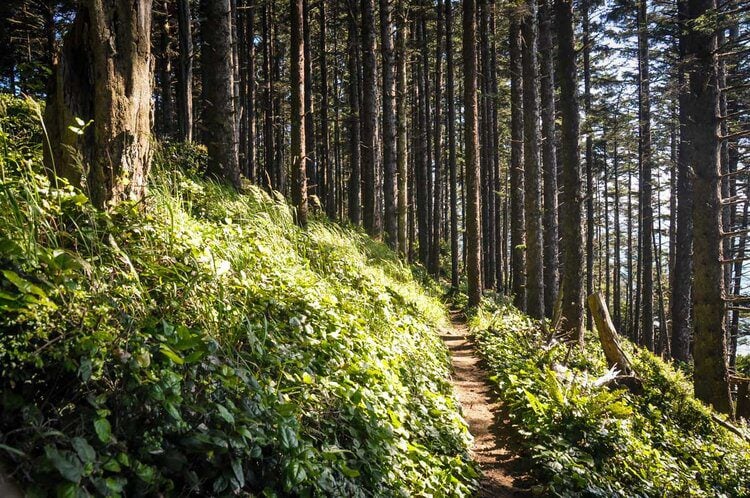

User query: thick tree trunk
[671,0,693,363]
[429,0,444,277]
[245,0,256,180]
[464,0,482,307]
[45,0,153,210]
[686,0,731,414]
[637,0,654,350]
[447,0,459,288]
[538,0,558,319]
[360,0,378,235]
[582,1,594,330]
[156,2,174,139]
[201,0,240,188]
[613,140,622,331]
[521,0,544,319]
[303,0,315,199]
[347,3,362,225]
[291,0,307,226]
[554,0,584,342]
[380,0,398,248]
[320,0,333,218]
[509,10,526,310]
[396,4,409,257]
[262,2,274,189]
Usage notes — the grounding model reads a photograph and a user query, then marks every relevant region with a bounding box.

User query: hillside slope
[471,300,750,497]
[0,96,477,496]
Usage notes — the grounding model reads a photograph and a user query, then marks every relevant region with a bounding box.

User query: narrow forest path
[441,310,531,498]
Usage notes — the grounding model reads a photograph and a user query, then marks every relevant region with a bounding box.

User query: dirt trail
[441,311,530,498]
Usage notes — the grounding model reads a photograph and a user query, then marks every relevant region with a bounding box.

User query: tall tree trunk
[447,0,459,288]
[582,0,594,330]
[687,0,731,414]
[464,0,482,307]
[320,0,333,217]
[291,0,307,226]
[347,3,362,225]
[430,0,444,276]
[521,0,544,319]
[637,0,654,350]
[262,2,274,189]
[613,139,622,331]
[671,0,692,363]
[538,0,558,318]
[245,0,256,180]
[156,2,174,139]
[396,3,409,257]
[360,0,378,235]
[303,0,316,198]
[380,0,398,248]
[554,0,584,342]
[509,9,526,310]
[45,0,153,209]
[201,0,240,188]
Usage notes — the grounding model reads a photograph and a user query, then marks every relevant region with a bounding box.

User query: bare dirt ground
[441,310,532,498]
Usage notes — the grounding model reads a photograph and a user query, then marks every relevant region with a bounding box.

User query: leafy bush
[471,300,750,498]
[0,96,477,496]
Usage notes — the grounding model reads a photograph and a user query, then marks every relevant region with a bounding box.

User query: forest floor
[441,311,532,498]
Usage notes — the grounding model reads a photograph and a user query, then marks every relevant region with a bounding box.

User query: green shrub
[471,300,750,498]
[0,96,477,497]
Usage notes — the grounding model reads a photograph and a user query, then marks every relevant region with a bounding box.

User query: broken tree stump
[587,292,633,376]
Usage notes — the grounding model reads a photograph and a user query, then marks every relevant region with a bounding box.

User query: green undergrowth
[471,300,750,498]
[0,95,477,496]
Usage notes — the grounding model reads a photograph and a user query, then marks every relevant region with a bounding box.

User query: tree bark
[538,0,558,318]
[360,0,378,235]
[637,0,654,350]
[396,3,409,257]
[671,0,693,363]
[201,0,240,188]
[521,0,544,319]
[380,0,398,248]
[554,0,584,342]
[447,0,459,288]
[509,9,526,310]
[346,3,362,225]
[45,0,153,210]
[429,0,445,277]
[686,0,731,414]
[582,1,594,330]
[291,0,307,226]
[464,0,482,307]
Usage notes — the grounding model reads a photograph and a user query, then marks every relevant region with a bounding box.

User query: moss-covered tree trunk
[521,0,545,320]
[687,0,731,414]
[463,0,482,307]
[200,0,240,188]
[45,0,153,210]
[508,8,526,311]
[290,0,307,227]
[555,0,585,342]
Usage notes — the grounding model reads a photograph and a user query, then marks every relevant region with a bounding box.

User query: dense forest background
[1,0,750,495]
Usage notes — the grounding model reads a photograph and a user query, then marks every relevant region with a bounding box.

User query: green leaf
[216,404,235,424]
[231,459,245,488]
[71,437,96,463]
[134,462,156,483]
[159,344,184,365]
[340,463,360,478]
[94,418,112,443]
[523,389,547,415]
[45,446,82,483]
[55,482,77,498]
[279,427,298,450]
